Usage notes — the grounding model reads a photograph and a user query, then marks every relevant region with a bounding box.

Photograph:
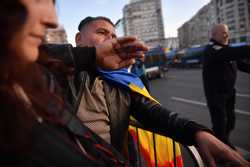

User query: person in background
[0,0,149,166]
[131,56,150,91]
[202,23,250,150]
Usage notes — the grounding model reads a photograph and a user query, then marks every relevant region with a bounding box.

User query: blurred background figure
[131,57,150,92]
[202,23,250,150]
[43,25,68,44]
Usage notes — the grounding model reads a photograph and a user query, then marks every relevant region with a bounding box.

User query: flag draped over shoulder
[97,68,154,100]
[98,68,183,167]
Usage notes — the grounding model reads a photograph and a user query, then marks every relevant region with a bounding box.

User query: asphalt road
[150,68,250,152]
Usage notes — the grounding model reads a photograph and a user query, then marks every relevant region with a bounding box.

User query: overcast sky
[57,0,210,45]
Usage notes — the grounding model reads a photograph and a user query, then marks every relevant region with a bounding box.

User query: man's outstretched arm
[40,36,148,72]
[130,94,249,167]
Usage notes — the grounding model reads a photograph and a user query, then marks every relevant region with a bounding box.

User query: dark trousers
[207,89,236,146]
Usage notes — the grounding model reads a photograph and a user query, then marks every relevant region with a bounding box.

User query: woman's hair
[0,0,26,58]
[0,0,63,160]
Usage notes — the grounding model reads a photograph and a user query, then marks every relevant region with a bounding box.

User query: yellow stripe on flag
[128,84,183,167]
[129,83,159,103]
[129,126,183,167]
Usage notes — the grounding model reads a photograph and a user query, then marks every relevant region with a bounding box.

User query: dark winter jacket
[202,39,250,101]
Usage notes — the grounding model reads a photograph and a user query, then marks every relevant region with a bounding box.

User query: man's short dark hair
[78,16,115,31]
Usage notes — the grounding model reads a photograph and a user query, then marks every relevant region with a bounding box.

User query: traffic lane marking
[236,93,250,98]
[171,96,250,116]
[171,96,250,155]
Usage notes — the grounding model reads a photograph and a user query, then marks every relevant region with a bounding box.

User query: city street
[150,68,250,152]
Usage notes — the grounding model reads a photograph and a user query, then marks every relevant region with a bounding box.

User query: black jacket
[237,59,250,73]
[202,39,250,99]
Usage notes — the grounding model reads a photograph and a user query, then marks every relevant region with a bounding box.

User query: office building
[212,0,250,43]
[123,0,165,48]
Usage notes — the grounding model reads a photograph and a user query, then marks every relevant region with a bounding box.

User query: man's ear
[75,32,81,46]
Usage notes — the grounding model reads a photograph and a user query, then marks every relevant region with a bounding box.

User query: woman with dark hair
[0,0,148,166]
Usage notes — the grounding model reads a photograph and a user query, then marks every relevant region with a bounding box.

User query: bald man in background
[202,24,250,149]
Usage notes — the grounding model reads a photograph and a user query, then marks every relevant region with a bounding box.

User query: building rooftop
[129,0,142,4]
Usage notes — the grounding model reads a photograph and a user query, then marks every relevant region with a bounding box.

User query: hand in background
[195,131,250,167]
[95,36,148,70]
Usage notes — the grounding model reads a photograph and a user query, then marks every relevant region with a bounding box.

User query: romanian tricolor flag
[98,68,183,167]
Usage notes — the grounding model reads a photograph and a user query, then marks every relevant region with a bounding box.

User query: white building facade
[163,37,179,49]
[178,2,216,48]
[123,0,165,48]
[43,26,68,44]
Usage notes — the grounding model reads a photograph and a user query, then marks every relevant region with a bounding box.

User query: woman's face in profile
[8,0,58,63]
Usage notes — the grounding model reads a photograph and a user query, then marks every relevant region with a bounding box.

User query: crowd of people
[0,0,249,166]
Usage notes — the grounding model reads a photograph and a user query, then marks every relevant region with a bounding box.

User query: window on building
[227,15,234,20]
[228,19,235,25]
[218,17,221,23]
[238,7,245,12]
[239,17,246,22]
[226,0,234,3]
[239,3,245,7]
[226,10,234,16]
[239,12,245,18]
[240,24,246,29]
[240,36,247,42]
[219,0,223,6]
[229,26,235,31]
[230,38,236,43]
[226,4,234,10]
